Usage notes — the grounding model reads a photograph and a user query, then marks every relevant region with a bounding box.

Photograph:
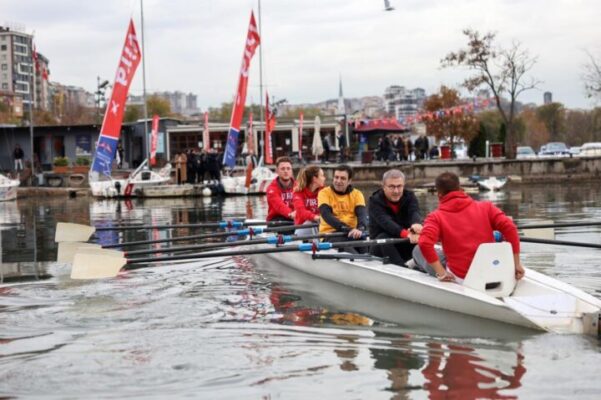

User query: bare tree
[442,29,539,158]
[583,51,601,100]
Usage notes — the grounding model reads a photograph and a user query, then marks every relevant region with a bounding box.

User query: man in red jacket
[414,172,525,282]
[266,156,296,222]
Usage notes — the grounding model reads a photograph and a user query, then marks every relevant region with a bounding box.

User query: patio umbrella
[311,115,324,161]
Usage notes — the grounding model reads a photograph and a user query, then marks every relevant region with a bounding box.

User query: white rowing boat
[250,242,601,335]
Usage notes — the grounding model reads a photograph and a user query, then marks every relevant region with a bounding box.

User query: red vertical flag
[223,11,261,167]
[264,92,275,165]
[150,114,159,166]
[91,19,141,177]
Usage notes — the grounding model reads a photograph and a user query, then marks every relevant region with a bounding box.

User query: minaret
[337,74,345,115]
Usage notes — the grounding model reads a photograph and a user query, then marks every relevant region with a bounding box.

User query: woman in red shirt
[292,166,326,237]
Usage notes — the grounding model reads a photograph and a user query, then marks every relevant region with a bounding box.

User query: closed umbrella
[311,115,324,161]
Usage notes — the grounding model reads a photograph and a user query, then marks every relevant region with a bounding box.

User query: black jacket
[368,188,421,238]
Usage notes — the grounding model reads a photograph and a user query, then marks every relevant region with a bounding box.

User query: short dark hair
[334,164,353,180]
[275,156,292,167]
[435,172,460,196]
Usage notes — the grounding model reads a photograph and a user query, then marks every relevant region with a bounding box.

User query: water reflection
[1,183,601,398]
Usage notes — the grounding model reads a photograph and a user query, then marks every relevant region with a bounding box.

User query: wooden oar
[123,232,347,257]
[59,231,347,263]
[100,223,317,249]
[54,220,293,243]
[70,237,409,280]
[56,222,318,262]
[520,237,601,249]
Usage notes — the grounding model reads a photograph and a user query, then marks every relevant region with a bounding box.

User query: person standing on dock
[317,164,367,253]
[13,144,24,171]
[292,165,326,237]
[368,169,422,265]
[266,156,296,222]
[413,172,525,282]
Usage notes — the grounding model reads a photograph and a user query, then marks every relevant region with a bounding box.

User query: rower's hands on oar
[348,228,363,239]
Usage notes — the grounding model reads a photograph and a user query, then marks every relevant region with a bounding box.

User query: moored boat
[476,176,507,191]
[0,173,19,201]
[249,241,601,335]
[221,166,276,195]
[89,159,171,198]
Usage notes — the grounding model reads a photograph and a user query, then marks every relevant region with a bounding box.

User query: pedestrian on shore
[13,144,24,171]
[336,131,347,162]
[322,134,332,163]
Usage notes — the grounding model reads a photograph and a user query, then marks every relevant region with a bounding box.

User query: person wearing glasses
[368,169,423,266]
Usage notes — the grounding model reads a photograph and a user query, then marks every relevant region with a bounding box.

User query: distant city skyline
[3,0,600,111]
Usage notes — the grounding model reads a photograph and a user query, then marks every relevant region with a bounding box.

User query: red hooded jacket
[418,191,520,278]
[292,187,321,225]
[266,177,295,221]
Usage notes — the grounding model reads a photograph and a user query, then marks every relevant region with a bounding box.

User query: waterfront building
[544,91,553,105]
[129,91,201,116]
[383,85,426,120]
[0,25,51,113]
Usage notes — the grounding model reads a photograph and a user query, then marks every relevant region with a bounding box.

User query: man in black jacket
[368,169,422,265]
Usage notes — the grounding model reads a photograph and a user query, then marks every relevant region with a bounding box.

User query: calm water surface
[1,182,601,399]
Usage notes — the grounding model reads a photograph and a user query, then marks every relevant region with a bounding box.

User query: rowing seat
[463,242,516,298]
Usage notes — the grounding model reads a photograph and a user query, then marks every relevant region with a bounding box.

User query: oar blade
[71,248,126,280]
[520,219,555,240]
[55,222,96,243]
[521,227,555,240]
[57,242,102,263]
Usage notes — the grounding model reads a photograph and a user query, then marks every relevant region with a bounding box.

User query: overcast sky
[3,0,600,110]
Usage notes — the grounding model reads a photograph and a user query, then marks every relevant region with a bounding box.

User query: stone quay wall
[322,156,601,185]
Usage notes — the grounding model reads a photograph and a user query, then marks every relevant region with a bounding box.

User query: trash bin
[361,150,374,164]
[490,143,503,158]
[440,145,451,159]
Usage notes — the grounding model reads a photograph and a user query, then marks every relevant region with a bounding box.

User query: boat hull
[250,249,601,334]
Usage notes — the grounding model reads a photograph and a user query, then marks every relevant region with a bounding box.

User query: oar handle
[520,237,601,249]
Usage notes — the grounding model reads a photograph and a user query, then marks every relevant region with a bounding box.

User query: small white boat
[250,242,601,335]
[477,176,507,191]
[0,173,19,201]
[89,159,171,198]
[221,166,276,195]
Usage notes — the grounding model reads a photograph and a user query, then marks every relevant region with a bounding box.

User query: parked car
[579,142,601,157]
[569,146,581,156]
[516,146,536,159]
[538,142,570,157]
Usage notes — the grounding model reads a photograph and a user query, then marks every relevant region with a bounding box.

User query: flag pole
[258,0,264,159]
[140,0,150,165]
